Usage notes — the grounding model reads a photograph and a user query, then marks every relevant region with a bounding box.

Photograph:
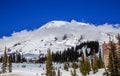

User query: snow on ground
[0,63,105,76]
[0,63,46,76]
[0,72,35,76]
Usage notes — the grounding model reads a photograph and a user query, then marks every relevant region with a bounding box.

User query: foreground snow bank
[0,63,105,76]
[0,69,105,76]
[0,72,36,76]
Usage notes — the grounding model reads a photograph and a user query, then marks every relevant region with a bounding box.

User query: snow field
[0,63,105,76]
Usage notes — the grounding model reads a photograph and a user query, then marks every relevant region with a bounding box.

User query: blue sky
[0,0,120,38]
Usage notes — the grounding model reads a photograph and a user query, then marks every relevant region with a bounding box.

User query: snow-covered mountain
[0,20,120,55]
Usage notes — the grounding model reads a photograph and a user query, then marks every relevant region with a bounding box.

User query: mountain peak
[40,20,90,29]
[40,20,68,29]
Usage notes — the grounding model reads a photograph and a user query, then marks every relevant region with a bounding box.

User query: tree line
[52,41,99,63]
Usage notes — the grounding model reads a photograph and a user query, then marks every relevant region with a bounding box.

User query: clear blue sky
[0,0,120,38]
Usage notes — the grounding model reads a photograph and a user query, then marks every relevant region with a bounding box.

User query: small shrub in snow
[64,62,68,71]
[22,65,26,68]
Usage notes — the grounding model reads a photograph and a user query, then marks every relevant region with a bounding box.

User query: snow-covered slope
[0,63,105,76]
[0,20,120,54]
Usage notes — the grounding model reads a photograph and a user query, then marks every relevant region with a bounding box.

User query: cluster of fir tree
[36,54,46,63]
[52,41,99,63]
[76,41,99,55]
[1,47,12,74]
[46,48,62,76]
[62,49,103,76]
[46,48,78,76]
[11,52,25,63]
[5,41,100,63]
[0,52,26,63]
[80,49,104,76]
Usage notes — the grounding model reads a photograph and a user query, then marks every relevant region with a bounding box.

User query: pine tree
[108,49,113,73]
[97,51,104,68]
[86,58,91,75]
[116,34,120,74]
[64,62,68,71]
[8,56,12,73]
[71,62,77,76]
[108,40,119,76]
[1,47,7,73]
[46,48,53,76]
[58,69,61,76]
[80,54,91,76]
[116,34,120,45]
[72,62,78,69]
[52,68,56,76]
[91,50,98,74]
[0,57,2,62]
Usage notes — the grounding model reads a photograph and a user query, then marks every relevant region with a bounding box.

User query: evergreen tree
[58,69,61,76]
[52,68,56,76]
[116,34,120,45]
[91,50,98,74]
[1,47,7,73]
[116,34,120,73]
[46,48,53,76]
[8,56,12,73]
[21,53,23,63]
[108,50,114,76]
[86,58,91,75]
[97,51,104,68]
[64,62,68,71]
[71,62,77,76]
[0,57,2,62]
[80,54,91,76]
[108,40,119,76]
[15,52,21,63]
[71,62,78,69]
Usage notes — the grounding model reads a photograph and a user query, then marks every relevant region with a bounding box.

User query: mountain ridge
[0,20,120,55]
